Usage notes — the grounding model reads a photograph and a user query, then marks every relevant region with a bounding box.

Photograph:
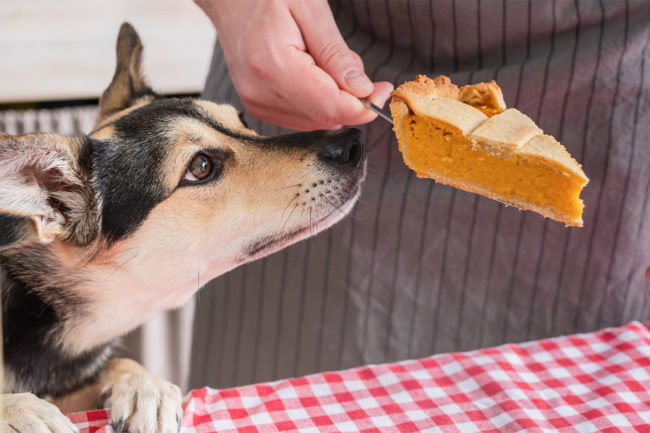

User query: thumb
[291,1,374,98]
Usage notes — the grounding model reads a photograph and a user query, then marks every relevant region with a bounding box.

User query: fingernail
[344,69,373,95]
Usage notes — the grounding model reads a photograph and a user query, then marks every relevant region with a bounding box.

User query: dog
[0,23,365,433]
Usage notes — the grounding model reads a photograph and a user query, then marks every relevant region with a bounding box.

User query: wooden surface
[0,0,216,103]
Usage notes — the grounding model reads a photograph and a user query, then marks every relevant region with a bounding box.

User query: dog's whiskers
[280,194,301,220]
[321,194,345,215]
[268,183,302,192]
[280,194,299,231]
[279,203,300,233]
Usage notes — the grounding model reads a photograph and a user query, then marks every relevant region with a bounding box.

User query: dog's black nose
[318,128,364,167]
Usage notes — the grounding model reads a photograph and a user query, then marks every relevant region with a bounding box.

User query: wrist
[195,0,276,33]
[193,0,237,31]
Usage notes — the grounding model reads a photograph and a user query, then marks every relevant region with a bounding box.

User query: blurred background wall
[0,0,215,392]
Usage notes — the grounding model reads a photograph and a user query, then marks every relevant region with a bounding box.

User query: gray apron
[189,0,650,390]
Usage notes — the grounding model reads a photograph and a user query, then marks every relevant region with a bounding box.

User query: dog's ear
[95,22,156,127]
[0,133,100,246]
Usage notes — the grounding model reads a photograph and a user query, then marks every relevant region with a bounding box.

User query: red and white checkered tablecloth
[68,321,650,433]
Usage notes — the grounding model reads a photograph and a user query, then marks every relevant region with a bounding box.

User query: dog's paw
[99,372,182,433]
[1,393,80,433]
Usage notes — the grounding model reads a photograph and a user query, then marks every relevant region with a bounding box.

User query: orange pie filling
[400,115,586,222]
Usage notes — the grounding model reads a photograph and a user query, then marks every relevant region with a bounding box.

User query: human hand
[195,0,393,131]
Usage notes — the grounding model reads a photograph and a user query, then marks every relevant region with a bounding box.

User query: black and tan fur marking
[0,23,365,433]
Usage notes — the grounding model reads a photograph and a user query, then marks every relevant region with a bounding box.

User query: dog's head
[0,23,364,308]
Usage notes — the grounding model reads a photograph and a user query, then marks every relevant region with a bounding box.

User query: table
[69,322,650,432]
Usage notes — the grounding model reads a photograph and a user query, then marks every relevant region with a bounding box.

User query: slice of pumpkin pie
[390,75,589,227]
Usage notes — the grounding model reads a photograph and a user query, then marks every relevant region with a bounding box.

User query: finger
[366,81,395,108]
[231,69,343,130]
[240,90,342,130]
[355,81,396,123]
[301,88,376,128]
[328,94,378,126]
[275,48,382,127]
[246,69,378,129]
[245,86,373,130]
[291,0,374,98]
[252,76,378,128]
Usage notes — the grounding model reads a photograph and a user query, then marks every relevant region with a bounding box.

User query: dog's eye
[189,155,211,180]
[183,153,222,184]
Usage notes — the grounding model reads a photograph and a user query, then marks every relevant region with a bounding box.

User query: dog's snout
[318,128,364,167]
